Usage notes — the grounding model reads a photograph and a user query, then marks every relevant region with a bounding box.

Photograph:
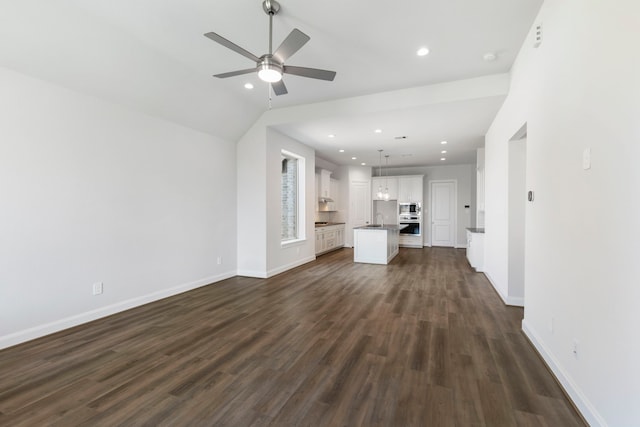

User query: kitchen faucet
[375,212,384,227]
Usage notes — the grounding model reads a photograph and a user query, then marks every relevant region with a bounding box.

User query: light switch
[583,148,591,170]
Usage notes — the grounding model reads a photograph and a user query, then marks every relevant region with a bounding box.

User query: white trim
[483,272,524,307]
[0,271,236,350]
[237,255,316,279]
[237,270,268,279]
[455,244,468,249]
[522,319,606,427]
[266,255,315,278]
[281,238,306,248]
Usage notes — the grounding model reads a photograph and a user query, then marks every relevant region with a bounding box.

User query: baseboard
[237,256,317,279]
[522,319,606,427]
[0,271,236,350]
[455,244,468,249]
[483,272,524,307]
[237,270,268,278]
[266,256,316,278]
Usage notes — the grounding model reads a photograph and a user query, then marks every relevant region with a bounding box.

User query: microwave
[399,202,421,215]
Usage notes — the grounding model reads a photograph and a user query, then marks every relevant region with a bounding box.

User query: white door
[348,180,371,246]
[430,181,456,247]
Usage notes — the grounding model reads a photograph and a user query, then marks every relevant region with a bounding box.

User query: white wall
[266,129,316,276]
[383,164,475,247]
[485,1,640,425]
[237,122,316,278]
[0,67,237,349]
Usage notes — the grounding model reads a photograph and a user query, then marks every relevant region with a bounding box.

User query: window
[281,150,305,243]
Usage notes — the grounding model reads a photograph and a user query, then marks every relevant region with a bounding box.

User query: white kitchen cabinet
[329,178,340,210]
[315,224,346,255]
[315,229,324,253]
[466,229,485,271]
[398,176,423,203]
[372,176,398,200]
[319,169,332,199]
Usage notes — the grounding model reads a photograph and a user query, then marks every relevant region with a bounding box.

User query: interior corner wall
[0,66,238,349]
[265,128,316,276]
[484,1,640,425]
[236,121,268,277]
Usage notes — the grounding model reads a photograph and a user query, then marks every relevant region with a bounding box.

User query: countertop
[315,222,345,228]
[466,227,485,233]
[354,224,406,231]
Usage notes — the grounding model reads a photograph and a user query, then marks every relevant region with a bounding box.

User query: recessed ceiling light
[440,157,446,161]
[339,149,345,153]
[351,157,357,160]
[328,134,336,138]
[361,162,366,166]
[441,140,448,145]
[483,52,497,62]
[441,150,447,154]
[244,83,254,89]
[417,47,430,56]
[374,129,382,134]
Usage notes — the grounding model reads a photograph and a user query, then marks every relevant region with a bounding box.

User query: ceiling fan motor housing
[263,0,280,16]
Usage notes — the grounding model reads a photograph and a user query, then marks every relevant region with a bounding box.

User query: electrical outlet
[92,282,103,295]
[217,256,222,265]
[572,339,579,359]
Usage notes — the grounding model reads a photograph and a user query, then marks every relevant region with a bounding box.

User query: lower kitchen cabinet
[466,228,485,271]
[315,224,345,255]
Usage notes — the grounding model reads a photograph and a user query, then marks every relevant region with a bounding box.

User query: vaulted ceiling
[0,0,542,167]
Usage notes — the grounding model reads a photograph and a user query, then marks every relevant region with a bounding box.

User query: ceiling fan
[204,0,336,96]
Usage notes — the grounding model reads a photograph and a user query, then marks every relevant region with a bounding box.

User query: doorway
[430,180,457,247]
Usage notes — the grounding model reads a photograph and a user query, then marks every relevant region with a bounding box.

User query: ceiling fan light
[258,63,282,82]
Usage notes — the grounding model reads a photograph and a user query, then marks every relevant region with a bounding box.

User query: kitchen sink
[364,224,384,228]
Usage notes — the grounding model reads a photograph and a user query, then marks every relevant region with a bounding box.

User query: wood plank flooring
[0,247,585,426]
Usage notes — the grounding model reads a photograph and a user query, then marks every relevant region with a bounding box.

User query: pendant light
[376,149,384,199]
[384,155,390,201]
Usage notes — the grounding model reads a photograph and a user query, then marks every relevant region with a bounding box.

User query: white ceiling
[0,0,542,167]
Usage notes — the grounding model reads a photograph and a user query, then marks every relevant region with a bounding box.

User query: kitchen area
[315,165,427,265]
[314,148,483,267]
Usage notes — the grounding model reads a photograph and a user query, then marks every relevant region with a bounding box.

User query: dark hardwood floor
[0,247,585,426]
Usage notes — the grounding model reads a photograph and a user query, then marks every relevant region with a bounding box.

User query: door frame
[428,179,458,247]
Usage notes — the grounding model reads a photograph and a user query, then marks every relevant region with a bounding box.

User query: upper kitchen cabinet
[318,169,332,200]
[317,169,338,211]
[398,175,424,203]
[372,176,398,201]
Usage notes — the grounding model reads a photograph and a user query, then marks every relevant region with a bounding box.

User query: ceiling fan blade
[204,32,261,63]
[284,65,336,81]
[273,28,310,63]
[271,80,288,96]
[214,68,256,79]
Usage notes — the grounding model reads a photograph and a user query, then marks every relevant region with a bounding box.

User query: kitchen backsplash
[315,210,346,223]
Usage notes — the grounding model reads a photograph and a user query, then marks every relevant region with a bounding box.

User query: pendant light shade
[377,149,384,199]
[383,155,390,201]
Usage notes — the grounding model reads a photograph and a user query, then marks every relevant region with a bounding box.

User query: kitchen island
[353,224,403,265]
